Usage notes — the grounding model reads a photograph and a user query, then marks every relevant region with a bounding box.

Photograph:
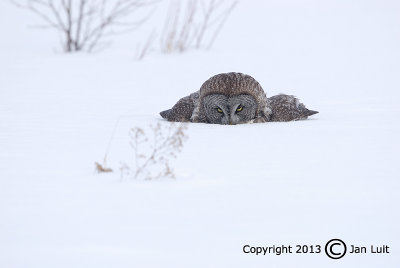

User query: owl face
[202,94,257,124]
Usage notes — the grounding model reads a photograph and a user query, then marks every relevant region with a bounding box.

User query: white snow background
[1,0,399,267]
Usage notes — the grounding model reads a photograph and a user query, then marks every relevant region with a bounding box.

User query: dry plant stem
[122,123,188,180]
[195,0,215,48]
[205,0,237,49]
[161,0,196,53]
[135,29,157,60]
[176,0,196,52]
[12,0,159,52]
[160,0,180,53]
[102,116,123,169]
[97,115,137,173]
[161,0,237,53]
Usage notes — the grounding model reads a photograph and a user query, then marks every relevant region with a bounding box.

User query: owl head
[191,72,271,124]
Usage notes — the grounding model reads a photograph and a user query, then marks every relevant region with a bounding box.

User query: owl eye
[217,107,223,113]
[236,105,243,112]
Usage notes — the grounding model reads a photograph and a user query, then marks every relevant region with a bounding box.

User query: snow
[1,0,400,267]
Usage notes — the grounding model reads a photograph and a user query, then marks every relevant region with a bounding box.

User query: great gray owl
[160,72,318,124]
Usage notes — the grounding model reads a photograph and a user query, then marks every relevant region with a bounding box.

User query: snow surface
[1,0,400,267]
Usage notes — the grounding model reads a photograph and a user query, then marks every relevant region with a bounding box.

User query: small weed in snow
[119,122,188,180]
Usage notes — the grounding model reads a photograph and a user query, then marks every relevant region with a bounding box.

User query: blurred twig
[160,0,238,53]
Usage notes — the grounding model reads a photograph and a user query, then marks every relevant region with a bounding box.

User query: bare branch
[12,0,160,53]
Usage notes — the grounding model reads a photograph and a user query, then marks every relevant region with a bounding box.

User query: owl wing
[268,94,318,122]
[160,91,200,122]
